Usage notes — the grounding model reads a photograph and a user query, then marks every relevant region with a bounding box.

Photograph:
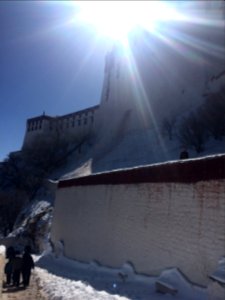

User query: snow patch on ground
[209,257,225,284]
[0,245,5,255]
[34,253,208,300]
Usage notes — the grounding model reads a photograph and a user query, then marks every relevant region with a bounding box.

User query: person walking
[179,148,189,159]
[4,246,15,285]
[12,251,22,287]
[21,245,35,288]
[12,250,23,287]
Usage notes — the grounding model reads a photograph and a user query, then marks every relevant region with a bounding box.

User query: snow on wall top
[58,154,225,188]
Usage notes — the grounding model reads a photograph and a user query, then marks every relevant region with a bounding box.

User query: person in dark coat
[179,148,189,159]
[21,246,34,288]
[4,260,13,285]
[4,246,15,285]
[12,251,23,287]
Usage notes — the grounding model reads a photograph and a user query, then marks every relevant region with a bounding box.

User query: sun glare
[76,1,182,43]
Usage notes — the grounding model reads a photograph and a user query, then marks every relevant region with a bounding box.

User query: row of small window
[63,110,95,122]
[49,116,94,130]
[27,122,42,131]
[28,115,95,132]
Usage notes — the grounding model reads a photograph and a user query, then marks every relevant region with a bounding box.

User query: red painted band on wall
[58,154,225,188]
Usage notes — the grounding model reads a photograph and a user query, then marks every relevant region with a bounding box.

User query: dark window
[78,120,81,126]
[84,118,87,125]
[105,73,110,101]
[116,63,120,78]
[90,116,94,123]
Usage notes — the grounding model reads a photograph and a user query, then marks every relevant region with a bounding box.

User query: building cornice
[58,154,225,188]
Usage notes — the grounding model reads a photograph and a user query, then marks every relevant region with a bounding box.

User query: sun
[75,1,182,43]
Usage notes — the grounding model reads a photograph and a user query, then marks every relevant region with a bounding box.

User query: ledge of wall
[58,154,225,188]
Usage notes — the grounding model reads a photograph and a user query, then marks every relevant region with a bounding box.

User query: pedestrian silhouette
[179,149,189,159]
[4,246,15,286]
[12,250,22,287]
[22,245,35,288]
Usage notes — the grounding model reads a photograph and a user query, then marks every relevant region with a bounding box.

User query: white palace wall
[22,105,99,148]
[51,155,225,286]
[94,1,225,154]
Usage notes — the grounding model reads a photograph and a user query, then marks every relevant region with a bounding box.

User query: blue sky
[0,1,112,161]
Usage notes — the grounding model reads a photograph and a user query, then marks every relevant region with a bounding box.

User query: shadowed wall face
[51,157,225,286]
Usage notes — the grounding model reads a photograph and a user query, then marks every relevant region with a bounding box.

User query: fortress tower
[94,1,225,155]
[22,1,224,162]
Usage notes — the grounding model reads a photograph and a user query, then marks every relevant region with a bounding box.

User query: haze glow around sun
[76,1,183,43]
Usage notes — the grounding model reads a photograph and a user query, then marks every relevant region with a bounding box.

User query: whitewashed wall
[51,156,225,286]
[22,106,99,148]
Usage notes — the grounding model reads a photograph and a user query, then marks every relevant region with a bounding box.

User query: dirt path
[2,273,47,300]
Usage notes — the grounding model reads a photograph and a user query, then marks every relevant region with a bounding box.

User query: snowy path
[1,273,47,300]
[1,253,223,300]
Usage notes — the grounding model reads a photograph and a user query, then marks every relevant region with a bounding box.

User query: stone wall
[51,155,225,286]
